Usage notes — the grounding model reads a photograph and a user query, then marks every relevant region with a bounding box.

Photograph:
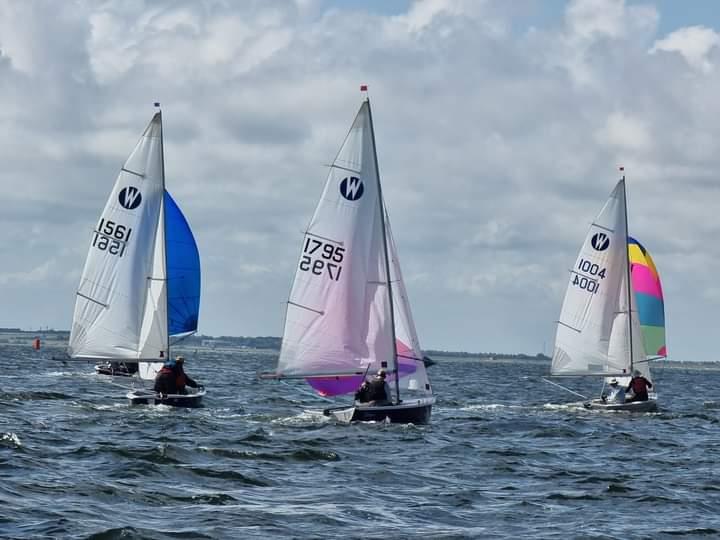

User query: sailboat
[550,172,663,412]
[68,107,204,407]
[260,93,435,424]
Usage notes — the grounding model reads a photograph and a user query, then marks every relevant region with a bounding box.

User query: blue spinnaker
[164,190,200,336]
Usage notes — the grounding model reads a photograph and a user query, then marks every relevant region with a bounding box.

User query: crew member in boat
[173,356,201,395]
[602,378,625,404]
[626,370,653,402]
[154,359,178,397]
[354,369,392,406]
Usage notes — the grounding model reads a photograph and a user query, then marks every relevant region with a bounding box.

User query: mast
[620,168,634,374]
[157,102,170,360]
[365,93,401,404]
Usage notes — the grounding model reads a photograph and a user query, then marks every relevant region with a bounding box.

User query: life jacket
[154,367,176,394]
[630,377,650,394]
[175,369,188,390]
[158,366,174,377]
[366,378,388,402]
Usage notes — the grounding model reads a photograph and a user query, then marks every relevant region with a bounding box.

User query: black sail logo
[118,186,142,210]
[590,232,610,251]
[339,177,364,201]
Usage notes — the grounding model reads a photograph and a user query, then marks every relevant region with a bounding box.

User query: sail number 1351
[299,238,344,281]
[572,258,607,294]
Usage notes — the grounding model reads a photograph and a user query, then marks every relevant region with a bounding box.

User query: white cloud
[1,0,720,361]
[595,111,652,152]
[650,25,720,73]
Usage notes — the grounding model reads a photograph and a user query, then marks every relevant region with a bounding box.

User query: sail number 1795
[299,238,344,281]
[572,258,607,294]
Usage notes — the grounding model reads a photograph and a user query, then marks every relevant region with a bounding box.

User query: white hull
[127,387,206,408]
[584,397,658,412]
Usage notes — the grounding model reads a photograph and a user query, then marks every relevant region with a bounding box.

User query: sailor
[154,359,178,397]
[604,378,625,404]
[356,369,392,406]
[626,369,653,402]
[173,356,201,395]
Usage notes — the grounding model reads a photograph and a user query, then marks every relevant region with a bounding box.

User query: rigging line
[541,377,588,400]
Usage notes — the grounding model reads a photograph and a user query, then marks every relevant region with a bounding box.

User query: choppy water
[1,344,720,539]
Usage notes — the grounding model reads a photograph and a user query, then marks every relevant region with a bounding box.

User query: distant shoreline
[2,328,717,366]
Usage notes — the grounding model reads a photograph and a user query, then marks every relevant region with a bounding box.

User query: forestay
[69,113,168,364]
[552,180,646,377]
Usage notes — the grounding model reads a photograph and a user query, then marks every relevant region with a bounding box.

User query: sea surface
[1,344,719,539]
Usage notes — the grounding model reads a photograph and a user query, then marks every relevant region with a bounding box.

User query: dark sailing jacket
[154,366,177,395]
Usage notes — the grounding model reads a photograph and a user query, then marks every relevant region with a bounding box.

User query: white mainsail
[276,101,394,380]
[69,113,168,374]
[552,179,647,377]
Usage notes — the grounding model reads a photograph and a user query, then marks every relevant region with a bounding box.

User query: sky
[1,0,720,360]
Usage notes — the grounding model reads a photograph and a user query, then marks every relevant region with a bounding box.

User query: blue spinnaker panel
[165,190,200,336]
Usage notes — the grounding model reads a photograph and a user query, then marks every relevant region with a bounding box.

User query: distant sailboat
[68,108,203,407]
[261,93,435,423]
[551,173,662,412]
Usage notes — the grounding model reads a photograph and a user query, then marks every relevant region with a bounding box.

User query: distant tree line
[424,350,551,361]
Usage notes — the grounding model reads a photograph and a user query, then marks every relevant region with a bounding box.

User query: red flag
[360,84,368,91]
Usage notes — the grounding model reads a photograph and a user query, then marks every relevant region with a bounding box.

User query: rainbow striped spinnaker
[628,237,666,359]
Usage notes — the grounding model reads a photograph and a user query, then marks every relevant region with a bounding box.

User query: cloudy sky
[1,0,719,361]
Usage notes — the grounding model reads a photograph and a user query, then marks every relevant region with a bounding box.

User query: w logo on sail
[118,186,142,210]
[590,232,610,251]
[339,176,364,201]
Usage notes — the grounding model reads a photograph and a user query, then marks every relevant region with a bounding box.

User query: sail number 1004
[572,258,607,294]
[299,238,344,281]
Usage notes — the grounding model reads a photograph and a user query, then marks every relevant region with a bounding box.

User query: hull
[95,364,135,377]
[584,397,658,412]
[127,388,205,408]
[324,397,435,424]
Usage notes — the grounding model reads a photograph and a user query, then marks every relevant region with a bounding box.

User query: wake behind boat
[550,171,666,412]
[260,90,435,424]
[68,106,202,407]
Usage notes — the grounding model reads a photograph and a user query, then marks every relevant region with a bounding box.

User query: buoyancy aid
[366,378,388,402]
[154,367,176,394]
[630,377,651,394]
